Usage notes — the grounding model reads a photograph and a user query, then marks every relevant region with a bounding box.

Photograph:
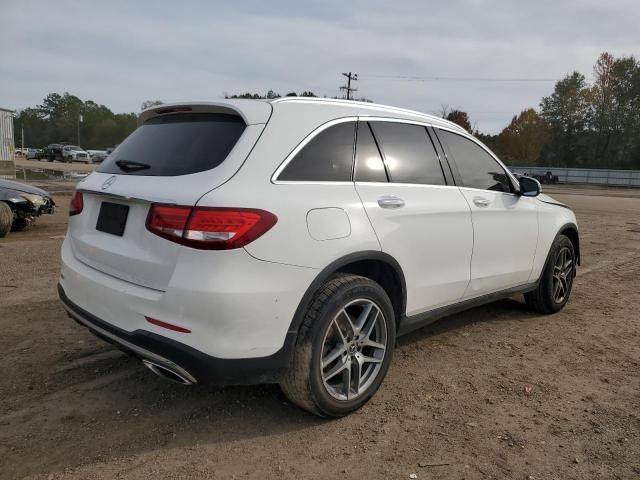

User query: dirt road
[1,186,638,479]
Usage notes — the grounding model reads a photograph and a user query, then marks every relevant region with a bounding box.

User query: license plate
[96,202,129,236]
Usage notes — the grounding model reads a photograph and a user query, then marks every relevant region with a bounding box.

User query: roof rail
[270,97,466,133]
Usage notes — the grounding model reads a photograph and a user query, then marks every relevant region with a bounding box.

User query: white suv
[62,145,91,163]
[59,98,579,417]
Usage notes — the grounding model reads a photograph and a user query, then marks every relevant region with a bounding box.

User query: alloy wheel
[552,246,574,303]
[320,298,388,401]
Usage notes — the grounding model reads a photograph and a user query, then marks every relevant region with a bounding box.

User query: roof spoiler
[138,100,272,126]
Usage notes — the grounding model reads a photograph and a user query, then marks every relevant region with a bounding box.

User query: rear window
[98,113,246,176]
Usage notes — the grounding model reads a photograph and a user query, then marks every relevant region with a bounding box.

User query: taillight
[145,205,191,242]
[69,191,83,216]
[145,205,277,250]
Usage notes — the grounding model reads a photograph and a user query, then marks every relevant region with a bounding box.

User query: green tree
[589,52,616,166]
[225,90,317,99]
[497,109,548,166]
[445,109,472,132]
[539,72,591,167]
[604,55,640,168]
[15,92,137,149]
[140,100,164,111]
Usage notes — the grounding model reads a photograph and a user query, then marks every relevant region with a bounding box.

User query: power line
[340,72,358,99]
[359,74,558,83]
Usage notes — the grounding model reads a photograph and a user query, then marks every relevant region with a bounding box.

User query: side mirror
[517,175,541,197]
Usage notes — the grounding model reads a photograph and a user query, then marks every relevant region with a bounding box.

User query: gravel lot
[1,186,638,480]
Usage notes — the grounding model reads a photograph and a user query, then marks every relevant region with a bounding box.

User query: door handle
[473,197,491,207]
[377,195,405,209]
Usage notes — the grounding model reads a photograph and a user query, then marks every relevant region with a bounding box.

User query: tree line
[14,93,138,150]
[12,52,640,169]
[474,52,640,169]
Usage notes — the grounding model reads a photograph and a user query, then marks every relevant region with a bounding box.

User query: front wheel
[281,275,395,417]
[525,234,576,314]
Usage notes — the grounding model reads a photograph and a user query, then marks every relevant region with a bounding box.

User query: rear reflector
[69,191,83,216]
[145,316,191,333]
[146,205,277,250]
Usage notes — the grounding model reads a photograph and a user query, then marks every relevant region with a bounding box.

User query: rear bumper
[59,235,316,359]
[58,283,295,386]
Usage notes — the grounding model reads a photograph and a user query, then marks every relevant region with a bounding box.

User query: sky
[1,0,638,133]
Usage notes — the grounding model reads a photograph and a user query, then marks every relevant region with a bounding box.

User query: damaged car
[0,179,55,237]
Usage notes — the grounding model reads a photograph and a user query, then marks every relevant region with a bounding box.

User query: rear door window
[370,122,445,185]
[98,113,246,176]
[437,129,512,192]
[277,121,356,182]
[354,122,388,182]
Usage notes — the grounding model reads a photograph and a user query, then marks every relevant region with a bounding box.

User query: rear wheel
[0,202,12,238]
[281,275,395,417]
[525,234,576,314]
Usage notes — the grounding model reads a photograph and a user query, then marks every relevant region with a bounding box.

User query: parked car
[86,150,109,163]
[62,145,91,163]
[0,178,55,237]
[530,170,559,184]
[44,144,64,161]
[34,148,48,160]
[24,148,44,160]
[58,99,579,417]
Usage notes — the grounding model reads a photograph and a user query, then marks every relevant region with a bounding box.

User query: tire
[525,234,576,314]
[281,274,396,417]
[0,202,12,238]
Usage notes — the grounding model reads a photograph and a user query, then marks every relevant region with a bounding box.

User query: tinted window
[370,122,445,185]
[278,121,355,181]
[354,122,387,182]
[438,130,511,192]
[98,113,245,176]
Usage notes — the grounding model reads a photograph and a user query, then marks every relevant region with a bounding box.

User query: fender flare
[536,222,580,284]
[286,250,407,336]
[557,222,580,266]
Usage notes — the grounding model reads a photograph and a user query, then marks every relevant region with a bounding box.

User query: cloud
[1,0,638,133]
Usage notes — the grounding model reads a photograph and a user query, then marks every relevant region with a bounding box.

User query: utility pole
[340,72,358,100]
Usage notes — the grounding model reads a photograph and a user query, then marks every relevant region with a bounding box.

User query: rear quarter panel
[195,102,381,268]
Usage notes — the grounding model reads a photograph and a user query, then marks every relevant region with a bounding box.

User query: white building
[0,107,15,179]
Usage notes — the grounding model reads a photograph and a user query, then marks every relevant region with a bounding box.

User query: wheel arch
[558,223,580,266]
[288,251,407,336]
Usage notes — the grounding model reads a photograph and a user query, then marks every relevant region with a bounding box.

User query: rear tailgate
[68,102,270,291]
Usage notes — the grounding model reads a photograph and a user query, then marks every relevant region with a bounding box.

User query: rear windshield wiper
[115,159,151,172]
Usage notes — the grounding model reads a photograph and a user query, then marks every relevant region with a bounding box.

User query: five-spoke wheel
[552,246,574,303]
[321,299,387,401]
[525,234,576,314]
[281,275,395,417]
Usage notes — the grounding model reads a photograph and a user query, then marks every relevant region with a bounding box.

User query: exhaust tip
[142,359,195,385]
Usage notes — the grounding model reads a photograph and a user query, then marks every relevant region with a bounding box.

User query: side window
[278,121,355,181]
[354,122,387,182]
[369,122,445,185]
[438,130,512,192]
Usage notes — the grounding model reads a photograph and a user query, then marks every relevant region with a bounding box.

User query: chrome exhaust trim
[142,359,195,385]
[61,301,197,385]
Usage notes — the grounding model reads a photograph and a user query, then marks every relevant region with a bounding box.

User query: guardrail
[510,166,640,187]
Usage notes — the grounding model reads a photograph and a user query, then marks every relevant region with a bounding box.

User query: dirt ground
[1,185,638,480]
